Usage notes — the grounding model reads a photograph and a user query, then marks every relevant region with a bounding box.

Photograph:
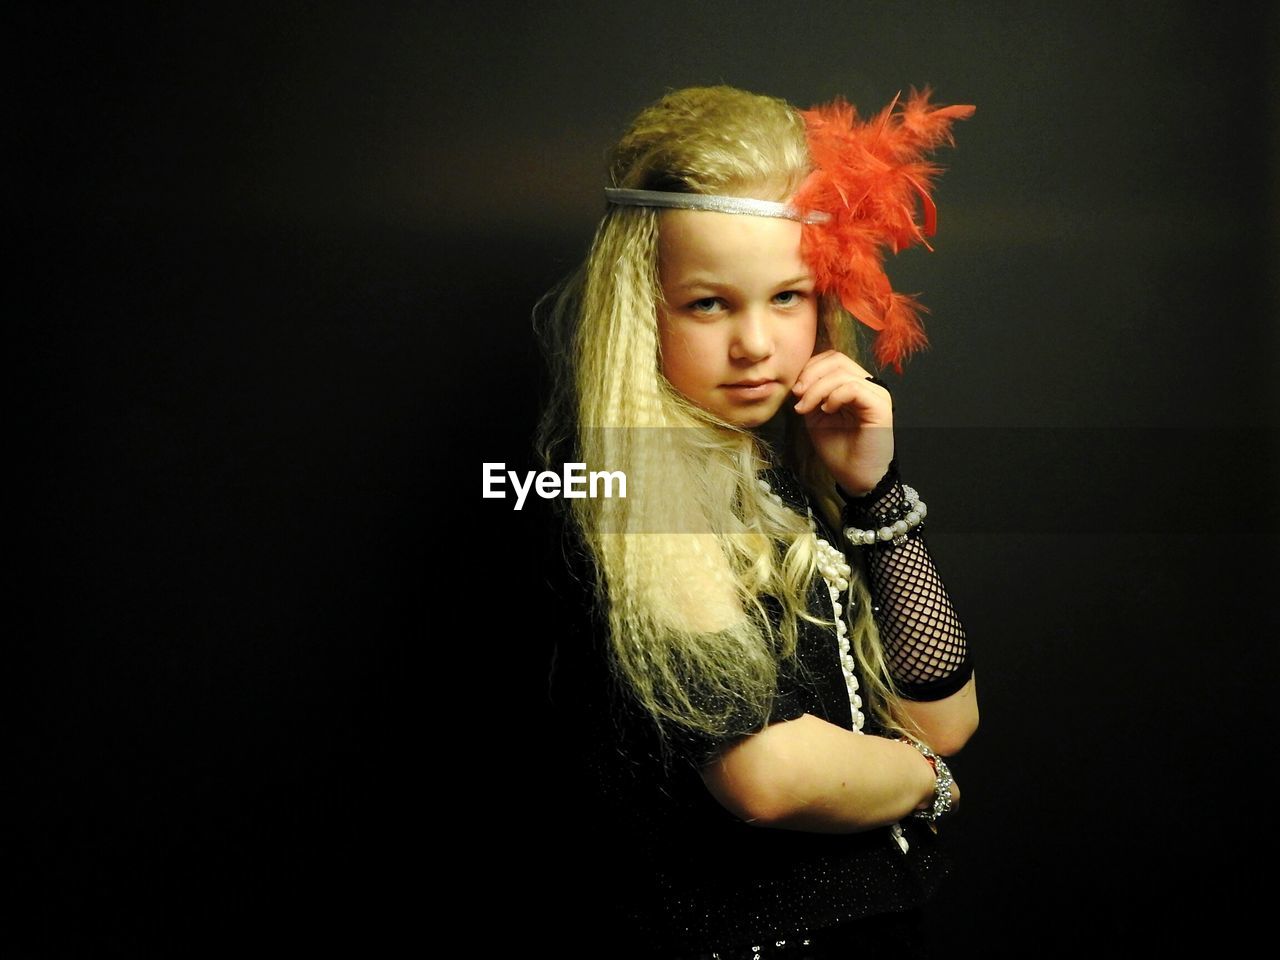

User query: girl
[539,85,977,959]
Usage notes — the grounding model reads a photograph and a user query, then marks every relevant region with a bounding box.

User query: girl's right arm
[698,713,945,833]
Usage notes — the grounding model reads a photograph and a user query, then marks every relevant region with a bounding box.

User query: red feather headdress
[793,88,975,372]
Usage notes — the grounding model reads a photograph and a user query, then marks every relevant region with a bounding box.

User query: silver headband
[604,187,830,225]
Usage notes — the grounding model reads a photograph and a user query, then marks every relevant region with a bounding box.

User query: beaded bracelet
[843,484,927,547]
[902,738,954,822]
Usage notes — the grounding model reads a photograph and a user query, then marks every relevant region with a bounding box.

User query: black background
[14,2,1278,955]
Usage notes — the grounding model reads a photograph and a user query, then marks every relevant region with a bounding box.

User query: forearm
[699,713,935,834]
[899,673,978,756]
[842,461,973,704]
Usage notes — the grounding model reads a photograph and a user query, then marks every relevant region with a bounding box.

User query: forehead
[657,209,806,282]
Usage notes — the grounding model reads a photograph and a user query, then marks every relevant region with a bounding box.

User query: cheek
[784,311,820,369]
[658,319,710,393]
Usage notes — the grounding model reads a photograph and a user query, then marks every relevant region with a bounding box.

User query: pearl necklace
[813,533,866,733]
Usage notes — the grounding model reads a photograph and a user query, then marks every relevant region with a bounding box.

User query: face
[657,209,818,429]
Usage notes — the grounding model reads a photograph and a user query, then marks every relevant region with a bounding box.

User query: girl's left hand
[792,350,895,495]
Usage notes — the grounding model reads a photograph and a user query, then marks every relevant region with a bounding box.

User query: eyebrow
[672,274,813,291]
[776,274,813,288]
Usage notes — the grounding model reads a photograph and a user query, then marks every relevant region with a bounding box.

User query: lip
[721,379,779,400]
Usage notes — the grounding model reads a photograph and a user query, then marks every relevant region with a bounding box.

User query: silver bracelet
[844,485,927,547]
[902,738,954,822]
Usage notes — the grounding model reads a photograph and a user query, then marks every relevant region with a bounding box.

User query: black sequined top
[547,462,971,957]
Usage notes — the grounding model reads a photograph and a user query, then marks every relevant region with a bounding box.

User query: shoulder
[758,463,814,514]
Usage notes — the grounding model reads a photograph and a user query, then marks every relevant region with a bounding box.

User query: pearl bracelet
[902,738,954,822]
[843,484,927,547]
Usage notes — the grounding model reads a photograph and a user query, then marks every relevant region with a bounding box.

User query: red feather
[794,88,974,372]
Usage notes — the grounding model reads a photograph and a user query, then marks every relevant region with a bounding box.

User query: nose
[729,307,774,363]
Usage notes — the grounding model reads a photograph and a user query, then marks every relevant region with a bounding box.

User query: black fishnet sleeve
[840,460,972,702]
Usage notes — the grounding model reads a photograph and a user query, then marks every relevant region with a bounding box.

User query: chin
[728,406,784,430]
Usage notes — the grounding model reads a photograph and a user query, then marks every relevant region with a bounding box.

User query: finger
[793,368,840,413]
[794,351,867,394]
[813,380,872,415]
[797,350,860,380]
[794,372,872,415]
[797,358,892,414]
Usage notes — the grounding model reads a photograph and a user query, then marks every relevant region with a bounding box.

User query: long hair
[537,86,910,748]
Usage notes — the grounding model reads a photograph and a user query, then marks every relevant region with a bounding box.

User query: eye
[773,290,806,307]
[688,297,723,315]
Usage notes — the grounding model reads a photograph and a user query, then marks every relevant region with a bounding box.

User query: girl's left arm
[794,350,977,755]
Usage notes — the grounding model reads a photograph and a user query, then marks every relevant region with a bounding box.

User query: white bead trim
[760,477,863,732]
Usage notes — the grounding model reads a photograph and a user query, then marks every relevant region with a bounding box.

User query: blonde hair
[537,86,911,751]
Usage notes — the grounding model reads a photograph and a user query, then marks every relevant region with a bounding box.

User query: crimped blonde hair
[537,86,910,752]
